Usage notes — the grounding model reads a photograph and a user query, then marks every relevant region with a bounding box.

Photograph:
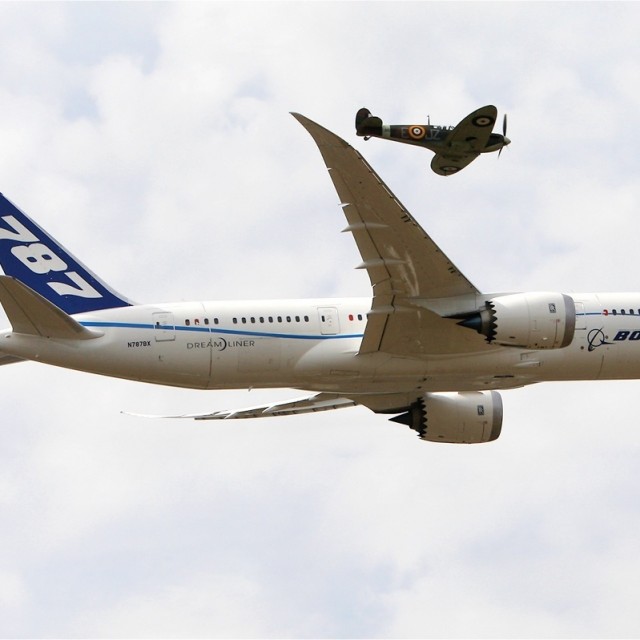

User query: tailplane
[0,195,131,314]
[0,275,99,339]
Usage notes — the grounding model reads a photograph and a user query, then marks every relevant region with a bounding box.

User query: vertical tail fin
[0,194,131,314]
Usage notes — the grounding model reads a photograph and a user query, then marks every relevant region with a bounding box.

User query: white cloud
[2,2,640,638]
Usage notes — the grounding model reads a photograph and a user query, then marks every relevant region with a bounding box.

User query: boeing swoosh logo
[587,328,612,352]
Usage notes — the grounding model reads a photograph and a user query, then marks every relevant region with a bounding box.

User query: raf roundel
[408,125,426,140]
[472,115,495,127]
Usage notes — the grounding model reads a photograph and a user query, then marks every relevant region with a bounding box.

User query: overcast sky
[2,2,640,638]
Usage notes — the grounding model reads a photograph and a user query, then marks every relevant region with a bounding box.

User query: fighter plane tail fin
[355,108,383,137]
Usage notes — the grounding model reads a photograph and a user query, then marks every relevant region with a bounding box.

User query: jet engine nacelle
[458,292,576,349]
[390,391,503,444]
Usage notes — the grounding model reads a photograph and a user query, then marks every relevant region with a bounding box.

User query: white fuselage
[2,293,640,394]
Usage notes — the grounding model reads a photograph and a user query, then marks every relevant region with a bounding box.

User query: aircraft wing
[430,152,479,176]
[129,390,434,420]
[129,392,358,420]
[292,113,490,356]
[430,105,498,176]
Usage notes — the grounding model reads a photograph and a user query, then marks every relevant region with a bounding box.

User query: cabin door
[318,307,340,335]
[153,311,176,342]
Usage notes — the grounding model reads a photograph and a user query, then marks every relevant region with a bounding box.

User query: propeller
[498,113,510,158]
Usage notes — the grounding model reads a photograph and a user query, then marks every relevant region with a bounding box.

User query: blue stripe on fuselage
[80,320,363,341]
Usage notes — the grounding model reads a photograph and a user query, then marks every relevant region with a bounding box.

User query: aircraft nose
[503,136,511,146]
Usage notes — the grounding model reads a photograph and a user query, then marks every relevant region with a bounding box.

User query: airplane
[355,105,510,175]
[0,113,637,444]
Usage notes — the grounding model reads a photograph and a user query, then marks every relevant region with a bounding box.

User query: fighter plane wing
[430,152,479,176]
[292,113,490,357]
[430,105,498,176]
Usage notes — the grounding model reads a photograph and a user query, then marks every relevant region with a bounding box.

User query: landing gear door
[153,311,175,342]
[318,307,340,335]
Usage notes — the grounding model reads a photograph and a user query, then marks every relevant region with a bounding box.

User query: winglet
[0,275,101,339]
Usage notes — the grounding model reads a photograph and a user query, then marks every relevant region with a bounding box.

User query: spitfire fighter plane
[0,114,637,444]
[355,105,510,176]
